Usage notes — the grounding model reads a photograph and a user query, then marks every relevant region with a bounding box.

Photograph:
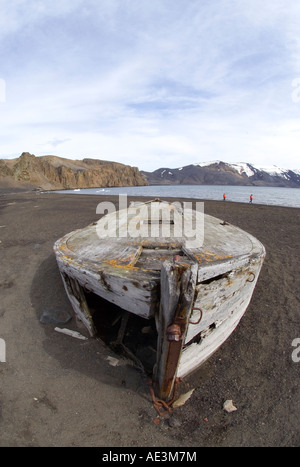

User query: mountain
[142,161,300,188]
[0,152,148,190]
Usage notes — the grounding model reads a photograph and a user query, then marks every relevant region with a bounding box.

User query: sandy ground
[0,190,299,447]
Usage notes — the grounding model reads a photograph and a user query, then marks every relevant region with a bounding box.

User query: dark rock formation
[142,161,300,188]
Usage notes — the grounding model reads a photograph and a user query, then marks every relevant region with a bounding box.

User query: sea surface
[54,184,300,208]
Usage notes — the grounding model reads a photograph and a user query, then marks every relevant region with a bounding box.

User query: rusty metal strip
[155,260,198,401]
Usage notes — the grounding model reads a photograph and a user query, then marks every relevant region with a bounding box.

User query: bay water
[54,184,300,208]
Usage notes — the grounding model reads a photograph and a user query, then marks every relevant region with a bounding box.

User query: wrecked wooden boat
[54,199,265,402]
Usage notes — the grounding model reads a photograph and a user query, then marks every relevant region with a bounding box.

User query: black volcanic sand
[0,190,299,447]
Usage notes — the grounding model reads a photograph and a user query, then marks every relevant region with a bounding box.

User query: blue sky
[0,0,300,171]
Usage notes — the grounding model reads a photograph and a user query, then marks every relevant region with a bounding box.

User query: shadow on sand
[30,252,149,397]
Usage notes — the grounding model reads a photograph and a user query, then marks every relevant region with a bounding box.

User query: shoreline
[0,191,299,446]
[44,187,300,210]
[1,184,300,209]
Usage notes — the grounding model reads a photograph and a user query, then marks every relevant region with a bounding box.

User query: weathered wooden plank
[135,248,184,270]
[177,258,264,377]
[185,260,262,344]
[195,254,250,283]
[56,256,159,319]
[177,297,250,378]
[154,260,198,401]
[60,272,96,336]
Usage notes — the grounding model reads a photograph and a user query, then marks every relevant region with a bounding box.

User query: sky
[0,0,300,171]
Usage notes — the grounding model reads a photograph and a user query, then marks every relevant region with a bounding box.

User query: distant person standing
[249,194,253,203]
[223,193,226,201]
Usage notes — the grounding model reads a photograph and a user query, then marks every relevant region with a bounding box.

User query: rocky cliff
[0,153,148,190]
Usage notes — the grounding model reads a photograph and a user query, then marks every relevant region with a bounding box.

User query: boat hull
[54,200,265,400]
[178,257,263,378]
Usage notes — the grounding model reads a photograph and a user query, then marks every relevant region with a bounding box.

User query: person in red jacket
[250,194,253,203]
[223,193,226,201]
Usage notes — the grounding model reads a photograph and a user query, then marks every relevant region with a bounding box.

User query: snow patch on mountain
[252,165,289,177]
[194,160,221,167]
[193,161,294,179]
[227,163,255,177]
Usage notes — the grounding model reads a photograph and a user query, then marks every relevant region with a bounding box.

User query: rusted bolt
[246,272,255,283]
[166,324,182,342]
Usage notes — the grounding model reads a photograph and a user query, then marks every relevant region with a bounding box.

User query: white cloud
[1,0,300,171]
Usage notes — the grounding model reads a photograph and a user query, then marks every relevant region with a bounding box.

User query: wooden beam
[60,272,96,336]
[154,259,198,401]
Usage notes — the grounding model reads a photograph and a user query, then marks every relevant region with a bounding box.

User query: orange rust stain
[194,249,232,263]
[59,244,69,253]
[102,257,139,270]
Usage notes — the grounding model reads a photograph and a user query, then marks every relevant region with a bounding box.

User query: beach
[0,190,299,447]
